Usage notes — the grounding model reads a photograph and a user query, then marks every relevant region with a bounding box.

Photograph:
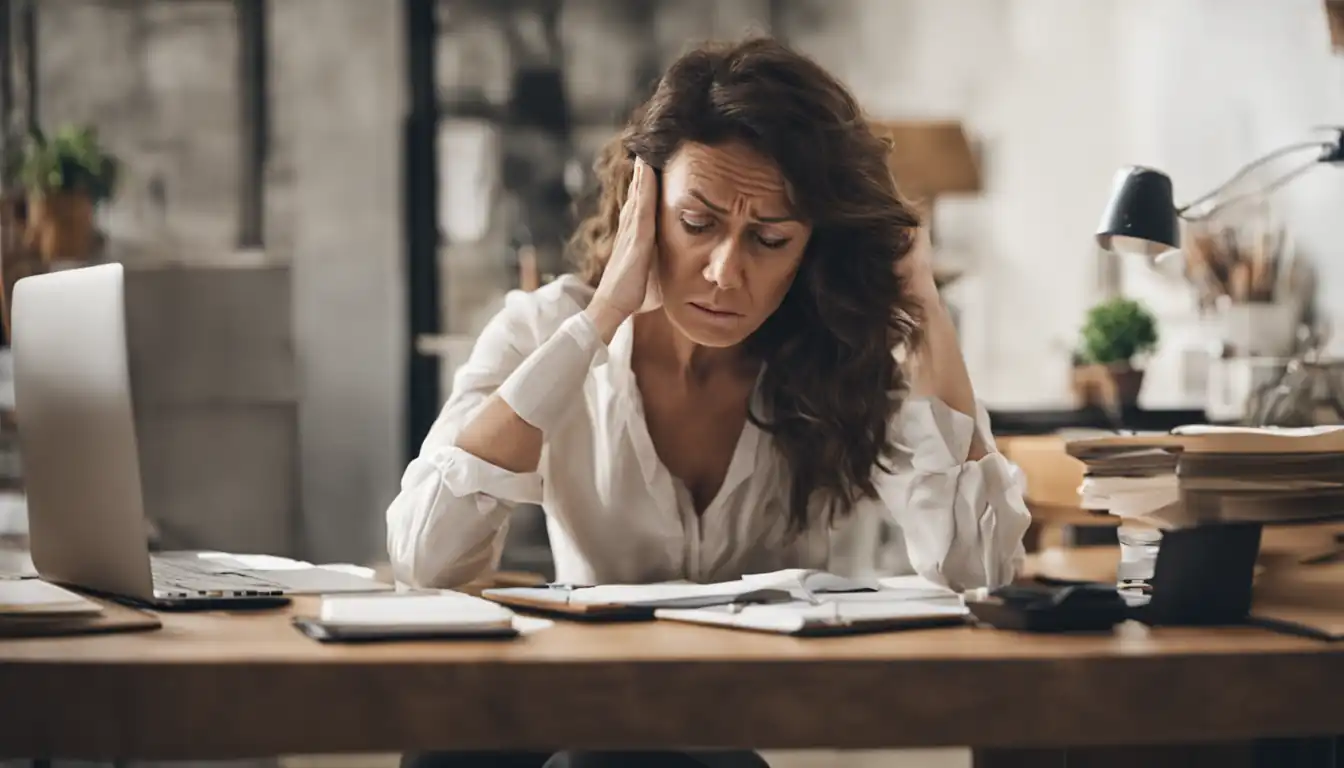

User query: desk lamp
[1095,128,1344,264]
[1086,129,1344,626]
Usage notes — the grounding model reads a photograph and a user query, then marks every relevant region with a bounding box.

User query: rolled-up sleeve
[878,396,1031,591]
[386,284,602,588]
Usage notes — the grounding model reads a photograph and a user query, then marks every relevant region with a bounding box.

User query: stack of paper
[1069,425,1344,528]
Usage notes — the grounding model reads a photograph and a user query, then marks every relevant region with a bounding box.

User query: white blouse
[386,276,1031,591]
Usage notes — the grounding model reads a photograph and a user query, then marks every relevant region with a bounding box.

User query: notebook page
[742,569,883,593]
[746,599,968,629]
[657,596,968,633]
[873,574,961,600]
[568,580,762,606]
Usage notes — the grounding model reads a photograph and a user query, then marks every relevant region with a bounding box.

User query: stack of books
[1067,425,1344,529]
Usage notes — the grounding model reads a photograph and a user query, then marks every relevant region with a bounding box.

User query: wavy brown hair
[569,37,924,533]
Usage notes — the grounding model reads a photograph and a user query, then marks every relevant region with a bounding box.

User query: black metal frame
[0,0,38,172]
[235,0,267,250]
[402,0,442,464]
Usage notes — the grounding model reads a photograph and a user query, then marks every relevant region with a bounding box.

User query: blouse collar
[597,316,764,503]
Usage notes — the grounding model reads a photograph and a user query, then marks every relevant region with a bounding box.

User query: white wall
[788,0,1130,408]
[1112,0,1344,407]
[790,0,1344,410]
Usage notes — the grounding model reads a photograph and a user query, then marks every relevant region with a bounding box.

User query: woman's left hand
[898,224,987,459]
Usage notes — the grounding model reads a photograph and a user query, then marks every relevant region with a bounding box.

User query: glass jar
[1116,524,1163,593]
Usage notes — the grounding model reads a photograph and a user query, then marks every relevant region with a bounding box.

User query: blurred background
[1,0,1343,766]
[1,0,1342,567]
[3,0,1343,574]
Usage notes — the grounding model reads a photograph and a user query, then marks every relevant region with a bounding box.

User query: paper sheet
[0,579,102,615]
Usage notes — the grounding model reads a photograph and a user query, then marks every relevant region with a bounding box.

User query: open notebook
[293,592,527,642]
[655,592,969,636]
[483,569,964,629]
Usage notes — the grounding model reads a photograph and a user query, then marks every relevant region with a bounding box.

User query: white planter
[1218,301,1300,358]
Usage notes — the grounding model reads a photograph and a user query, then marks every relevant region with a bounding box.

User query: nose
[702,237,745,290]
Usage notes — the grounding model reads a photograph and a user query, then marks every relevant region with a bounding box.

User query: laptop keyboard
[150,558,287,598]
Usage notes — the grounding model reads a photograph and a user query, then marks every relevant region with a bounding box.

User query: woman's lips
[689,301,743,319]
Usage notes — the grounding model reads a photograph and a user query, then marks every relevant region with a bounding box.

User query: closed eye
[679,214,714,235]
[755,233,792,250]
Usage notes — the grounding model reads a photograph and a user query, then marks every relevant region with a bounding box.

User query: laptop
[11,263,394,608]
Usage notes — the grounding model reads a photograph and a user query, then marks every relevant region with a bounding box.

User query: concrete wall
[39,0,242,258]
[35,0,1344,563]
[36,0,404,565]
[272,0,405,565]
[37,0,301,556]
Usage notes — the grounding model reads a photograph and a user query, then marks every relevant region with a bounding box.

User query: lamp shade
[1095,166,1181,260]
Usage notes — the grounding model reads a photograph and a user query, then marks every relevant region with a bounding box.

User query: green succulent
[1078,297,1159,366]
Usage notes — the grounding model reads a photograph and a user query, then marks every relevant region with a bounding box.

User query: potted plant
[17,124,118,263]
[1074,297,1159,409]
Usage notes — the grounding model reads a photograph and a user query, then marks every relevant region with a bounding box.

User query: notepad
[0,579,102,615]
[294,592,521,642]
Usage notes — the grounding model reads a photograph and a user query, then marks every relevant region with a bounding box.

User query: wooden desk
[0,597,1339,763]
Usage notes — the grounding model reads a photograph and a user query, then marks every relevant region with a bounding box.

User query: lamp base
[1129,523,1263,626]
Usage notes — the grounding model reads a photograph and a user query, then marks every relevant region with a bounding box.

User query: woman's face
[655,141,813,348]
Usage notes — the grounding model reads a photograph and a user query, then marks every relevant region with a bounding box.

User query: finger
[619,161,643,221]
[639,262,664,314]
[635,158,657,224]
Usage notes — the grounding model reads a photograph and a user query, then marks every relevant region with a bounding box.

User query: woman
[389,38,1030,768]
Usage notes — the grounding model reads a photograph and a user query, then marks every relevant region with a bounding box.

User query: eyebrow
[688,190,798,224]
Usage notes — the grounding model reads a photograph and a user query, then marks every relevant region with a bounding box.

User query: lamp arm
[1175,140,1334,218]
[1182,156,1323,221]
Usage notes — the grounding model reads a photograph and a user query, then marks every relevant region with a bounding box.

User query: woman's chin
[667,304,755,348]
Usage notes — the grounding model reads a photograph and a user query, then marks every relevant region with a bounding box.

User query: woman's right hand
[586,157,661,342]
